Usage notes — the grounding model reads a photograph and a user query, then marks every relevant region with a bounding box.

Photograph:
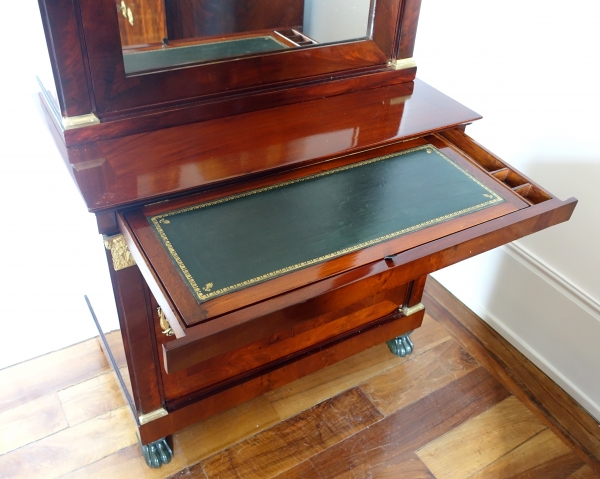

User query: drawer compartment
[117,133,574,388]
[156,273,422,400]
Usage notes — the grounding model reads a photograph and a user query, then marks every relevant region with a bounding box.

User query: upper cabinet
[38,0,421,127]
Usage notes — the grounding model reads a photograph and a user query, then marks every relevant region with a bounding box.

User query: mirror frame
[39,0,421,121]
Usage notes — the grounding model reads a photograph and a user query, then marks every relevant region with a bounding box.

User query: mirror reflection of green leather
[123,36,288,74]
[149,145,504,302]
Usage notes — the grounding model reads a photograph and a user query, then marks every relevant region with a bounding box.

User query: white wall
[415,0,600,420]
[0,3,119,370]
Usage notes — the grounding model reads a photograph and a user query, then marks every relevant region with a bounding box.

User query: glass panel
[115,0,374,74]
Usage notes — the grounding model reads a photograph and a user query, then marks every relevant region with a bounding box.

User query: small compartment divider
[514,184,552,204]
[491,168,509,181]
[438,129,553,205]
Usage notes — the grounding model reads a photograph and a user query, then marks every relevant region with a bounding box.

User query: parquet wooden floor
[1,277,599,478]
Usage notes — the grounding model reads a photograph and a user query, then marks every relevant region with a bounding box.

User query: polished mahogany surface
[77,0,395,115]
[39,0,420,122]
[48,68,414,147]
[37,0,94,118]
[164,0,304,40]
[58,80,482,213]
[116,0,167,47]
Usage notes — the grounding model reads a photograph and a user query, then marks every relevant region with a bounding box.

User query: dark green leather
[149,145,503,302]
[123,36,288,74]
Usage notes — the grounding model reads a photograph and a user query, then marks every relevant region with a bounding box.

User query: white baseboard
[504,243,600,322]
[434,244,600,422]
[467,298,600,422]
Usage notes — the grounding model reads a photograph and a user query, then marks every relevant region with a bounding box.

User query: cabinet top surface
[62,80,482,213]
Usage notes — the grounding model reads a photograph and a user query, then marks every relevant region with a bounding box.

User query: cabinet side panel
[397,0,422,59]
[106,254,163,414]
[37,0,93,117]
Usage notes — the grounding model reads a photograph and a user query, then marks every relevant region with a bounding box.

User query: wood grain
[510,454,588,479]
[265,314,451,419]
[172,396,280,464]
[168,464,209,479]
[201,388,383,479]
[569,465,600,479]
[416,396,548,478]
[361,338,479,416]
[66,81,479,210]
[310,367,510,478]
[74,0,396,115]
[138,312,420,445]
[164,0,303,39]
[107,261,163,414]
[0,406,136,479]
[470,428,585,479]
[104,330,128,368]
[319,452,436,479]
[58,372,126,426]
[272,460,323,479]
[0,338,109,414]
[62,444,189,479]
[37,0,92,116]
[0,393,68,455]
[424,277,600,474]
[60,69,414,147]
[116,0,166,47]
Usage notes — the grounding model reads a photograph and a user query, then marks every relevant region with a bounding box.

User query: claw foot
[386,331,414,357]
[141,437,173,468]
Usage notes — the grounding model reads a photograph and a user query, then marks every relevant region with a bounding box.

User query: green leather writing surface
[123,36,288,74]
[149,145,504,302]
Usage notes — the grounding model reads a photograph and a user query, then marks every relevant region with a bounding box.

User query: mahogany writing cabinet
[37,0,576,468]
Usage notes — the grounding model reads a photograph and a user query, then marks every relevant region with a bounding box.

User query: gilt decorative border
[149,145,503,301]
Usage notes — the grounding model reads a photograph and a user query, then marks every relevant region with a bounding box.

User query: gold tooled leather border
[149,145,503,301]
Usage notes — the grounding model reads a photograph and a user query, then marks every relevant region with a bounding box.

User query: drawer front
[155,270,421,401]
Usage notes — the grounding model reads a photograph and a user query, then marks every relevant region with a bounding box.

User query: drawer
[117,132,575,381]
[154,273,425,401]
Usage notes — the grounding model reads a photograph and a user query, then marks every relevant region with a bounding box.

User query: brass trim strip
[402,303,425,316]
[36,77,100,131]
[388,57,417,70]
[150,145,503,302]
[62,113,100,130]
[103,234,136,271]
[139,407,168,425]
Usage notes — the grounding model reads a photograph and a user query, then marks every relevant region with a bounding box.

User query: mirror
[115,0,375,74]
